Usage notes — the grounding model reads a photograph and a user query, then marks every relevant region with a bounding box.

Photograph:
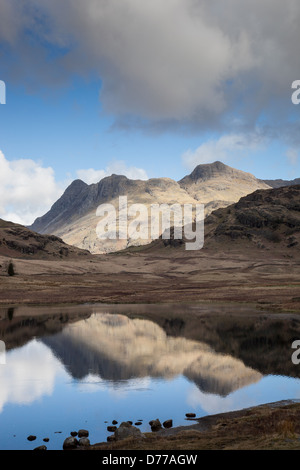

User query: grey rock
[115,422,144,441]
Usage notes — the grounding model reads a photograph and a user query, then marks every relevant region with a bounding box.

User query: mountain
[179,160,268,200]
[261,177,300,188]
[0,218,91,260]
[30,162,270,254]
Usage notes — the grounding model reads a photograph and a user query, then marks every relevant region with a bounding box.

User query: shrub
[7,261,15,276]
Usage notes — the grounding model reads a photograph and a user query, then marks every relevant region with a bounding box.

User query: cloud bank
[0,0,299,134]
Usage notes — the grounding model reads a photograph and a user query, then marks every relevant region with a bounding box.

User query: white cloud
[2,0,300,133]
[77,160,148,184]
[182,132,265,170]
[0,340,62,412]
[0,151,65,225]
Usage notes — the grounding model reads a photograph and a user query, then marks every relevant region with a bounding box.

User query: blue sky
[0,0,299,224]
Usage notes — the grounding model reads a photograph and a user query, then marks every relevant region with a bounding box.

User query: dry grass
[86,402,300,451]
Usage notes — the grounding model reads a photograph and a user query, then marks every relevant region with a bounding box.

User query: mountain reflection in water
[1,304,300,450]
[42,313,262,397]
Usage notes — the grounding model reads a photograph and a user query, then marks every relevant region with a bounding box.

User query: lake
[0,303,300,450]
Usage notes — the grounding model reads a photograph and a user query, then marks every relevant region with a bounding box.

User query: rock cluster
[63,429,90,450]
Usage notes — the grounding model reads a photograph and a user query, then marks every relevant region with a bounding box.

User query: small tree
[7,261,15,277]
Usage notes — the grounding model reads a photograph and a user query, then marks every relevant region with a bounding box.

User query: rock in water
[149,419,162,432]
[78,429,89,438]
[107,426,117,432]
[163,419,173,429]
[63,436,78,450]
[186,413,196,418]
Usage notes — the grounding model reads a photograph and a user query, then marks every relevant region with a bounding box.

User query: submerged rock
[27,435,36,442]
[33,445,47,451]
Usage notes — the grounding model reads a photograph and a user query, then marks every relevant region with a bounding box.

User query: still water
[0,303,300,450]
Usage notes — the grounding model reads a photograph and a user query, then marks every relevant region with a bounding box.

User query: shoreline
[86,400,300,451]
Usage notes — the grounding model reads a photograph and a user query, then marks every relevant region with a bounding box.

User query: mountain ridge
[29,161,274,254]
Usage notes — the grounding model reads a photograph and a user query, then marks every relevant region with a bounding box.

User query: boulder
[149,419,162,432]
[163,419,173,429]
[107,426,117,433]
[185,413,196,418]
[78,437,90,447]
[78,429,89,438]
[63,436,78,450]
[115,422,144,441]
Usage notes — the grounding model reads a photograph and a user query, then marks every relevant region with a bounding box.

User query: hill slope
[0,219,91,260]
[204,185,300,250]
